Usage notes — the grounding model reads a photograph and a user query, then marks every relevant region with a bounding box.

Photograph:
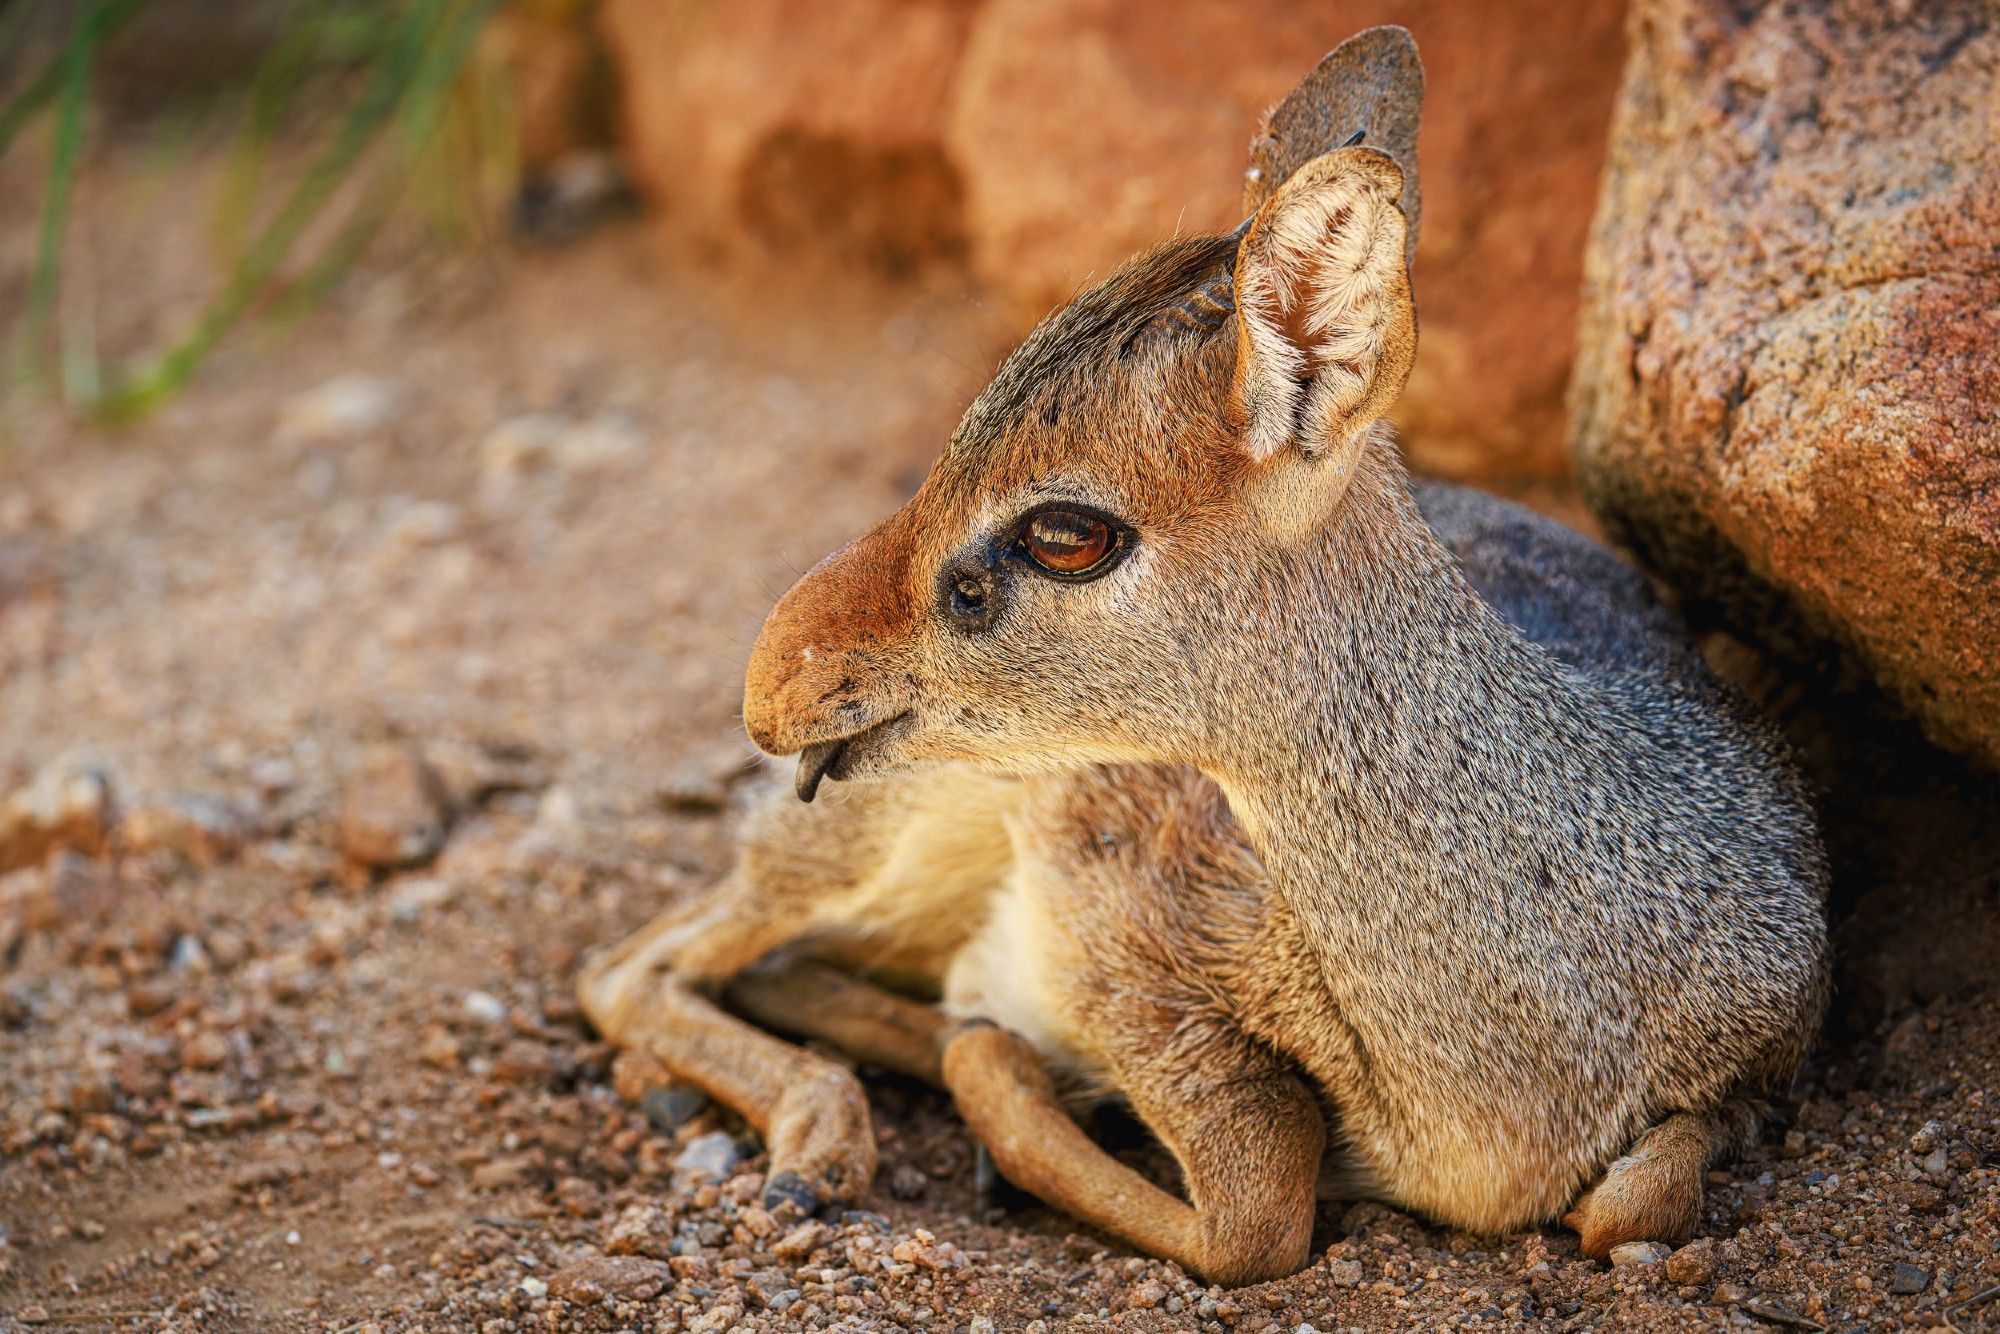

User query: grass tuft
[2,0,516,423]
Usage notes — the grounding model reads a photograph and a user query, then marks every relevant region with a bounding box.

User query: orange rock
[598,0,979,274]
[336,745,451,871]
[598,1,1626,478]
[0,754,116,875]
[1570,0,2000,765]
[948,0,1626,481]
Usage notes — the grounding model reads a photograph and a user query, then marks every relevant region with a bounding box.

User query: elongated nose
[742,513,917,755]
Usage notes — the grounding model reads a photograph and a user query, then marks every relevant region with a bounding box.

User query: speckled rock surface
[1569,0,2000,765]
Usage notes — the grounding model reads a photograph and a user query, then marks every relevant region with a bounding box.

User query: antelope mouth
[794,712,913,803]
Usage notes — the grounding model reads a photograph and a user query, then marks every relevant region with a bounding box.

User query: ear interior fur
[1230,148,1416,464]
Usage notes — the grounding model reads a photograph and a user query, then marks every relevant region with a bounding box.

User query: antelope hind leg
[941,1020,1324,1287]
[577,884,878,1213]
[1563,1101,1761,1259]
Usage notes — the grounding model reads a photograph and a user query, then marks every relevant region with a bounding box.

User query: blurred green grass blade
[214,0,345,253]
[0,0,143,161]
[392,0,502,240]
[99,0,502,419]
[273,0,502,321]
[23,0,109,389]
[59,272,101,403]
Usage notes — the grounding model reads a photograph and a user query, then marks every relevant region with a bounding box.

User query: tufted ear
[1228,147,1416,465]
[1245,25,1423,272]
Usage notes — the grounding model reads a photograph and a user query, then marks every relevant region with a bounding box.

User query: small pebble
[336,745,450,871]
[888,1163,928,1200]
[640,1083,709,1134]
[547,1254,670,1304]
[1664,1238,1717,1285]
[772,1219,829,1260]
[673,1130,741,1183]
[278,374,397,445]
[462,991,507,1025]
[1609,1241,1671,1268]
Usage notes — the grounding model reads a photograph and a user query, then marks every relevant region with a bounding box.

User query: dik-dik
[578,28,1828,1285]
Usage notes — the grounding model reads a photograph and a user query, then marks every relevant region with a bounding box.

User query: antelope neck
[1198,446,1603,960]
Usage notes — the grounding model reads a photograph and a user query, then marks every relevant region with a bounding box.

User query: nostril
[942,563,999,631]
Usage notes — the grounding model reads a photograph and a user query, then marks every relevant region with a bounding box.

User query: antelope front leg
[577,889,877,1213]
[941,1020,1324,1287]
[725,955,951,1087]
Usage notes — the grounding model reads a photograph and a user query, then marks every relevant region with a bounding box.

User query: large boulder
[597,0,980,275]
[1569,0,2000,766]
[598,0,1626,479]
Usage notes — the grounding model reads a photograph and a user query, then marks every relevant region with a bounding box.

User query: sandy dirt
[0,146,1996,1334]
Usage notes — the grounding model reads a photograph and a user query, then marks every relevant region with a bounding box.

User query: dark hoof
[762,1170,822,1215]
[640,1084,710,1134]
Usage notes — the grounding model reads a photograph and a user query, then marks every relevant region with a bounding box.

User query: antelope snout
[743,625,864,756]
[742,523,918,756]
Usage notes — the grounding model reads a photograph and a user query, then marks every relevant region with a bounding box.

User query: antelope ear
[1244,25,1424,270]
[1228,146,1415,465]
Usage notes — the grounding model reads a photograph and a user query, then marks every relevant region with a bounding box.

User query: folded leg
[1563,1101,1761,1258]
[725,954,950,1087]
[577,880,876,1212]
[942,1017,1323,1286]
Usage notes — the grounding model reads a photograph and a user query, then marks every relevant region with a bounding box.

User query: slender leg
[1563,1101,1761,1258]
[941,1019,1324,1287]
[577,882,877,1212]
[725,955,951,1087]
[577,883,808,994]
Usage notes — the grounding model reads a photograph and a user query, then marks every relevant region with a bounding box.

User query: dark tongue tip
[795,738,845,803]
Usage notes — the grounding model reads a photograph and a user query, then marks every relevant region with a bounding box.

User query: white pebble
[1609,1241,1671,1267]
[463,990,507,1024]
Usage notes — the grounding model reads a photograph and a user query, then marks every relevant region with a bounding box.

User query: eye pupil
[1024,511,1114,575]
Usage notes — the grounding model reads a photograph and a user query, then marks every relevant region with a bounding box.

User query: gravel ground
[0,146,1995,1333]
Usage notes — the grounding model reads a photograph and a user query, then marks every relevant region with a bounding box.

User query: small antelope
[579,28,1828,1285]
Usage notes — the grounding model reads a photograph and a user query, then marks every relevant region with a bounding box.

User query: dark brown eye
[1022,510,1115,576]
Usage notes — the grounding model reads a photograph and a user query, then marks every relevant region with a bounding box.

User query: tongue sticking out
[795,737,847,803]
